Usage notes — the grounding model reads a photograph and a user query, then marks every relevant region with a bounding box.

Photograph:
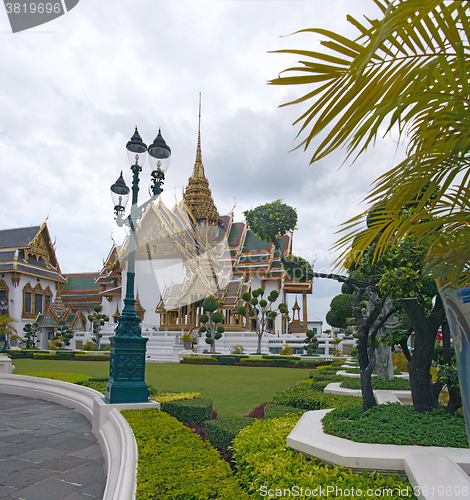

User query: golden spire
[183,93,221,227]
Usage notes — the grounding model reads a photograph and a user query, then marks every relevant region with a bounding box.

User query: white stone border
[0,373,159,500]
[288,410,470,500]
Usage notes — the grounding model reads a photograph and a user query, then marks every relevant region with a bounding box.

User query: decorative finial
[196,92,202,165]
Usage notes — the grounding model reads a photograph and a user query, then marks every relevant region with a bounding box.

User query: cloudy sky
[0,0,408,326]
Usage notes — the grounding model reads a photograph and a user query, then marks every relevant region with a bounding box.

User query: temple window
[0,279,9,314]
[24,292,32,313]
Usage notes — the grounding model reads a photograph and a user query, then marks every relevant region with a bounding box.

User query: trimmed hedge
[232,416,413,498]
[17,372,92,384]
[205,417,256,452]
[264,403,305,419]
[273,385,361,411]
[152,392,201,403]
[123,409,251,499]
[74,353,109,360]
[340,377,411,391]
[161,398,213,424]
[323,404,469,448]
[220,356,237,365]
[238,358,272,364]
[272,358,289,367]
[262,355,301,361]
[32,352,58,359]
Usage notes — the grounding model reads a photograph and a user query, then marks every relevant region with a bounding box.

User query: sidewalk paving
[0,394,106,500]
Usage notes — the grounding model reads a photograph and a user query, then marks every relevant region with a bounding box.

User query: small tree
[0,314,17,352]
[88,305,109,350]
[199,296,224,354]
[23,322,40,348]
[54,319,74,348]
[237,288,287,355]
[303,329,318,356]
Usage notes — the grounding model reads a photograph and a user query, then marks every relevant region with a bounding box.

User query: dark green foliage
[326,294,353,329]
[88,305,109,350]
[54,319,74,348]
[205,417,256,451]
[303,329,319,355]
[340,377,411,391]
[284,254,313,282]
[243,200,297,243]
[161,398,213,424]
[23,322,40,348]
[273,386,360,410]
[262,355,301,360]
[323,404,469,448]
[264,403,305,419]
[219,356,236,365]
[272,358,289,367]
[123,409,251,500]
[202,296,218,312]
[56,351,74,360]
[76,377,108,394]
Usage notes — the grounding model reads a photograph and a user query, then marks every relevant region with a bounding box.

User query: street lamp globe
[148,129,171,173]
[110,171,130,214]
[126,127,148,167]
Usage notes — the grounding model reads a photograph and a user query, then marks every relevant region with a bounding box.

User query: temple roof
[183,97,221,227]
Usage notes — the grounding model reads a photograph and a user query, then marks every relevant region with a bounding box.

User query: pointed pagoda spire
[183,93,221,227]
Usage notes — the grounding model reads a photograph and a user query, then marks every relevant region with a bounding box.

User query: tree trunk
[401,296,445,412]
[375,343,394,380]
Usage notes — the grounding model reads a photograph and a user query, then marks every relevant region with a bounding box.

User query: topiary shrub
[205,417,256,452]
[123,409,250,499]
[272,358,289,367]
[232,415,413,496]
[220,356,237,365]
[161,398,213,424]
[264,403,305,419]
[273,386,360,410]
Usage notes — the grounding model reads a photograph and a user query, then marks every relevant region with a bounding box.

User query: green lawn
[13,360,309,418]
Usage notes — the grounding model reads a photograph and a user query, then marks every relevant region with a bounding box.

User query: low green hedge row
[323,404,469,448]
[340,377,411,391]
[262,355,302,361]
[123,409,251,500]
[273,385,360,411]
[205,417,256,452]
[238,358,273,364]
[160,398,213,424]
[263,403,305,419]
[232,415,413,499]
[182,356,218,363]
[16,372,92,384]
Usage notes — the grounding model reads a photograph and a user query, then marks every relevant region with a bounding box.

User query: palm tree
[0,314,18,351]
[269,0,470,284]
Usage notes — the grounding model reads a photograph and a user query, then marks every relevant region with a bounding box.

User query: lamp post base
[105,336,150,404]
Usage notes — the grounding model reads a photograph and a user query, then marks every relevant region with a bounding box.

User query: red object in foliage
[437,332,443,340]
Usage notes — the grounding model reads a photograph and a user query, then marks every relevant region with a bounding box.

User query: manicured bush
[32,352,58,359]
[18,372,92,384]
[123,409,251,499]
[211,354,246,362]
[232,415,413,498]
[76,377,107,393]
[263,403,305,419]
[272,358,289,367]
[181,356,219,364]
[262,355,301,361]
[323,403,469,448]
[152,392,201,403]
[273,385,360,411]
[161,398,213,424]
[205,417,256,451]
[220,356,237,365]
[299,378,338,392]
[56,351,74,360]
[340,377,411,391]
[74,353,110,360]
[237,358,272,365]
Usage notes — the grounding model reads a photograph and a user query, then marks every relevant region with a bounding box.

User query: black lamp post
[105,127,171,404]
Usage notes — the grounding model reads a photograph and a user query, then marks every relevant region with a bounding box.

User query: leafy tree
[237,288,288,355]
[0,314,17,351]
[326,294,353,330]
[88,305,109,350]
[269,0,470,285]
[199,296,224,354]
[303,329,318,356]
[54,319,74,348]
[23,322,40,348]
